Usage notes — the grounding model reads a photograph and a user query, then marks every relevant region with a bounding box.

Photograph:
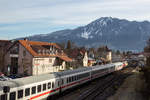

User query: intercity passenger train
[0,61,127,100]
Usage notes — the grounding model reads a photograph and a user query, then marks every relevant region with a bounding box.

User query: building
[83,52,88,67]
[143,52,150,66]
[88,57,96,66]
[67,48,87,68]
[0,40,12,72]
[106,50,112,62]
[4,39,72,76]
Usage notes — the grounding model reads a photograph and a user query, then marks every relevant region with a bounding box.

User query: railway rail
[76,74,128,100]
[56,67,133,100]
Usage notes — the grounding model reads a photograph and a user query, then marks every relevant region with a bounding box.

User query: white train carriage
[55,67,92,92]
[91,64,115,79]
[114,62,124,71]
[0,73,60,100]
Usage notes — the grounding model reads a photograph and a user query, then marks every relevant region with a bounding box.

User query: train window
[68,78,69,83]
[68,78,70,83]
[62,79,64,84]
[25,88,30,96]
[67,78,68,83]
[43,84,46,91]
[58,81,60,86]
[48,82,51,89]
[38,85,41,92]
[32,86,36,94]
[1,94,7,100]
[52,82,54,88]
[69,77,71,82]
[18,90,23,99]
[74,76,76,81]
[9,92,16,100]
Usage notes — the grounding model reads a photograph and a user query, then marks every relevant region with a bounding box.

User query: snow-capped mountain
[22,17,150,51]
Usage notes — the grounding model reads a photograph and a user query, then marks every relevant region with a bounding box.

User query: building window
[49,59,52,63]
[23,50,26,56]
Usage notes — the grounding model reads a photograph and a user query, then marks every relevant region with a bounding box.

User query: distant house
[4,39,72,76]
[83,52,88,67]
[99,50,112,63]
[67,48,87,67]
[143,52,150,66]
[88,57,96,66]
[105,50,112,62]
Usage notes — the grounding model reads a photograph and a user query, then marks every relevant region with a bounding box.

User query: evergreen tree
[144,38,150,66]
[66,40,71,50]
[144,38,150,52]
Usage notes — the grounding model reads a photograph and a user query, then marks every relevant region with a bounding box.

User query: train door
[58,78,64,94]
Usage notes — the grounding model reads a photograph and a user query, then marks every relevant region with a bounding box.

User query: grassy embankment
[141,66,150,100]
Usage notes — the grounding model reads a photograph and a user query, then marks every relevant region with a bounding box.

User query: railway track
[75,67,132,100]
[76,74,127,100]
[56,67,133,100]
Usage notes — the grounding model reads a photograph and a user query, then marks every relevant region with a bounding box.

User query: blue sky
[0,0,150,40]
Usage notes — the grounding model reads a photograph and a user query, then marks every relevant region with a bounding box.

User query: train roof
[0,73,57,91]
[0,67,93,91]
[92,63,115,70]
[113,62,123,66]
[0,63,119,91]
[54,67,92,76]
[57,63,115,77]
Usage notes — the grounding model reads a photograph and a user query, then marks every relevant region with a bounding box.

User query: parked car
[0,75,12,81]
[8,74,22,79]
[0,72,4,76]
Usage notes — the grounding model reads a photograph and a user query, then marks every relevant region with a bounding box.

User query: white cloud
[0,0,150,25]
[0,0,150,39]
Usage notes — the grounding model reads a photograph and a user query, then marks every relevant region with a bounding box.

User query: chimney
[24,38,28,41]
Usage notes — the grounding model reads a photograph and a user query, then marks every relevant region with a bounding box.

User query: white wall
[32,57,61,75]
[83,52,88,66]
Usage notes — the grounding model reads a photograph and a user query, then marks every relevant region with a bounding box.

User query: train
[0,61,127,100]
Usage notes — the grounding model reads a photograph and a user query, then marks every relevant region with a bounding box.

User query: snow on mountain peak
[81,28,92,39]
[81,31,91,39]
[99,17,113,26]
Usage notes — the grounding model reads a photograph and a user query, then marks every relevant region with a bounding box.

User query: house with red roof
[4,39,72,76]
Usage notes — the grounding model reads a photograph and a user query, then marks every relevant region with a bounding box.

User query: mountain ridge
[19,17,150,51]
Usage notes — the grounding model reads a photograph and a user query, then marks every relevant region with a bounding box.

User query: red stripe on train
[30,75,101,100]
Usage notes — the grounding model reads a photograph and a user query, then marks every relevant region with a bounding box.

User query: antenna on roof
[24,38,28,41]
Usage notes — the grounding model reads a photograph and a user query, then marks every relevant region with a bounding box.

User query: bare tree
[144,38,150,66]
[0,48,4,72]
